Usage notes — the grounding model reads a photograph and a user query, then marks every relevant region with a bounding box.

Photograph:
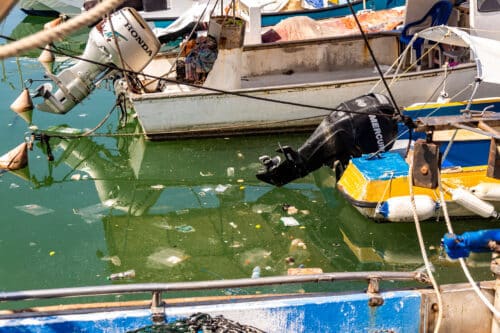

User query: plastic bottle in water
[107,269,136,280]
[251,266,261,279]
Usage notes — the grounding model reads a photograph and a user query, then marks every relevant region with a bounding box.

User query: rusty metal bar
[0,271,427,302]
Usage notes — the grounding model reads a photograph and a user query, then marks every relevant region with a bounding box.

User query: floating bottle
[251,266,261,279]
[107,269,136,280]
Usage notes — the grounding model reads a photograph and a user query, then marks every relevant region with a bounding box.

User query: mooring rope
[0,0,125,59]
[408,159,444,333]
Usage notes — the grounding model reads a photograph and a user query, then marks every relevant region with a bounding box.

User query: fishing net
[127,312,266,333]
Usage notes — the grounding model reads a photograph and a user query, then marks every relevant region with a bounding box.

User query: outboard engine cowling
[36,7,161,114]
[256,93,399,187]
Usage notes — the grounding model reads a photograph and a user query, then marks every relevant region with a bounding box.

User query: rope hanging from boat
[407,159,444,333]
[436,155,500,321]
[0,0,125,59]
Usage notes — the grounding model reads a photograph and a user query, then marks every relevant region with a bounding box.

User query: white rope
[437,173,500,320]
[0,0,125,59]
[408,160,443,333]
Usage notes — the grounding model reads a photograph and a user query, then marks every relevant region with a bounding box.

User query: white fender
[451,187,498,218]
[377,195,437,222]
[470,183,500,201]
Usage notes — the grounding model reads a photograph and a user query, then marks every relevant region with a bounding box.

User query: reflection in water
[23,128,491,286]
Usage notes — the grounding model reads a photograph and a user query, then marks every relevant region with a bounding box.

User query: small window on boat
[478,0,500,12]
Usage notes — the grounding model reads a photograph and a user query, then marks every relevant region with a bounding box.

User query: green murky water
[0,6,496,310]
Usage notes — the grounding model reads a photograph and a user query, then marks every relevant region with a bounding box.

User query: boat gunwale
[129,63,476,102]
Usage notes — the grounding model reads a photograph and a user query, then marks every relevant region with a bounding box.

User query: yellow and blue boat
[336,96,500,222]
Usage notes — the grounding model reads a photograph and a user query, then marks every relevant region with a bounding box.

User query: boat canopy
[419,25,500,85]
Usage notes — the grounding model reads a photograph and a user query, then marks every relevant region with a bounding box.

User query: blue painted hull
[0,291,422,332]
[152,0,406,28]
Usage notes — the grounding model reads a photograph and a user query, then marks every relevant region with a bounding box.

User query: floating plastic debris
[236,179,244,183]
[215,184,230,193]
[290,239,307,250]
[15,204,54,216]
[147,248,187,268]
[199,171,214,177]
[150,184,165,190]
[229,241,242,248]
[255,224,261,229]
[101,255,121,266]
[107,269,135,280]
[226,167,235,177]
[288,267,323,276]
[241,249,272,267]
[251,266,261,278]
[73,201,115,223]
[281,217,300,226]
[229,222,238,229]
[70,174,81,181]
[49,251,56,256]
[175,224,195,233]
[286,206,298,215]
[251,204,275,214]
[9,183,20,189]
[175,209,189,215]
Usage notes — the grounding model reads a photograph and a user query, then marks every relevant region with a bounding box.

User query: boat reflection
[38,131,340,282]
[25,130,494,284]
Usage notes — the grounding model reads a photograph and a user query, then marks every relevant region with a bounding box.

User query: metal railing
[0,271,428,302]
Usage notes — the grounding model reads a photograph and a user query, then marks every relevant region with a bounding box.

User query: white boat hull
[129,64,491,139]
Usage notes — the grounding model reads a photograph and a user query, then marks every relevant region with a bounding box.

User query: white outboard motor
[36,7,161,114]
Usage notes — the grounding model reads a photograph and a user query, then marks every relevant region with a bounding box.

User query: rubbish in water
[300,210,310,215]
[70,174,81,181]
[229,222,238,229]
[73,200,115,223]
[107,269,135,280]
[199,171,214,177]
[237,179,244,183]
[281,217,300,226]
[287,206,298,215]
[101,255,121,266]
[288,267,323,275]
[15,204,54,216]
[175,209,189,215]
[147,248,187,268]
[215,184,230,193]
[252,204,275,214]
[241,249,272,267]
[251,266,261,278]
[151,184,165,190]
[239,186,245,190]
[9,183,20,189]
[49,251,56,256]
[285,257,295,265]
[255,224,261,229]
[237,152,244,158]
[229,241,242,248]
[226,167,235,177]
[290,238,307,250]
[175,224,195,233]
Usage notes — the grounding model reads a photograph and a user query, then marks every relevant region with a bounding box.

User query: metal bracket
[151,291,166,324]
[367,277,384,307]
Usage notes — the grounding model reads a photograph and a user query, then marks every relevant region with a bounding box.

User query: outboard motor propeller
[35,7,160,114]
[256,93,399,186]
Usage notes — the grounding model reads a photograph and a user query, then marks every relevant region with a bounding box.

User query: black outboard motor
[256,93,399,187]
